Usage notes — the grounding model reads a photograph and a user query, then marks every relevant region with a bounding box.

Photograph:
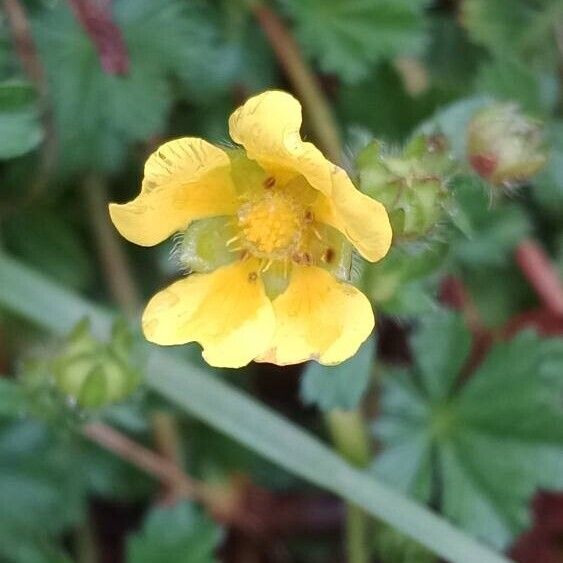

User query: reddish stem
[515,239,563,317]
[67,0,129,75]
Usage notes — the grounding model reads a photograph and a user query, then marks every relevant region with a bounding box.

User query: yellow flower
[109,91,392,368]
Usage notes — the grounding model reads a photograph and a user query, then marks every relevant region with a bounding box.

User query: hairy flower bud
[358,135,451,240]
[52,319,140,408]
[467,103,548,187]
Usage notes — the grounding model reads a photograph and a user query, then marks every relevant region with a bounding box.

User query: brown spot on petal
[248,272,258,282]
[263,176,276,189]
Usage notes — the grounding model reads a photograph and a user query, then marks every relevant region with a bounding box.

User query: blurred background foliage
[0,0,563,562]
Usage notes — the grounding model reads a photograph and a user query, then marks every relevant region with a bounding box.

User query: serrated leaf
[127,502,221,563]
[32,0,221,174]
[461,0,561,71]
[411,311,471,399]
[286,0,429,83]
[300,337,375,411]
[373,312,563,548]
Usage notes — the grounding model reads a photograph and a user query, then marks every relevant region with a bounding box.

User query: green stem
[82,175,141,318]
[347,503,370,563]
[250,2,342,164]
[326,410,371,563]
[74,513,99,563]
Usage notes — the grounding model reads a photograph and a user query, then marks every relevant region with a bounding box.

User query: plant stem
[2,0,57,209]
[326,410,371,563]
[251,2,342,164]
[151,410,186,502]
[74,513,99,563]
[83,421,208,502]
[82,175,141,318]
[515,239,563,317]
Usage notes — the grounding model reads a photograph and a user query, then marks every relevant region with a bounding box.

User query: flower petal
[142,260,275,368]
[313,168,392,262]
[228,91,332,195]
[257,265,374,366]
[109,138,238,246]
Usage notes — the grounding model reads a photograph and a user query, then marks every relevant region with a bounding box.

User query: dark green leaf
[374,312,563,548]
[450,175,531,268]
[462,0,561,71]
[476,57,558,115]
[286,0,428,83]
[32,0,221,174]
[411,311,471,399]
[300,337,375,411]
[0,108,42,160]
[0,81,37,110]
[127,502,222,563]
[0,379,27,419]
[3,209,93,290]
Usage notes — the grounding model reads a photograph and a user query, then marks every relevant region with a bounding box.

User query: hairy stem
[251,3,342,164]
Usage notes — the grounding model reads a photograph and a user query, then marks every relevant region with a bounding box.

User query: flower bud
[52,319,140,408]
[358,135,451,240]
[467,103,547,187]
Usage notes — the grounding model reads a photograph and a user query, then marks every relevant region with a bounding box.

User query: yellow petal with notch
[109,138,238,246]
[142,260,275,368]
[228,90,332,195]
[257,265,374,366]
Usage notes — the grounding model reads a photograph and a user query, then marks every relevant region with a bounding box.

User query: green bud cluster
[467,103,548,188]
[357,135,452,241]
[52,319,140,408]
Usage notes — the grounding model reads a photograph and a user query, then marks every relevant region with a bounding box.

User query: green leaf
[3,209,93,290]
[127,502,221,563]
[286,0,429,83]
[534,121,563,219]
[476,57,558,115]
[0,379,27,419]
[339,64,450,142]
[374,312,563,548]
[450,175,531,268]
[0,81,37,110]
[300,337,375,411]
[0,80,42,159]
[363,243,447,316]
[411,311,471,400]
[0,252,511,563]
[0,420,86,540]
[462,0,561,71]
[32,0,220,174]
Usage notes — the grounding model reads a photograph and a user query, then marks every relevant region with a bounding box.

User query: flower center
[237,190,304,259]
